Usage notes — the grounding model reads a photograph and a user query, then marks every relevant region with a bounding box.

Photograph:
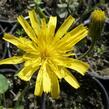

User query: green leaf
[0,106,3,109]
[0,106,12,109]
[34,0,41,4]
[0,74,9,94]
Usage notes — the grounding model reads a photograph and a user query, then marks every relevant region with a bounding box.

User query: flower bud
[89,9,106,40]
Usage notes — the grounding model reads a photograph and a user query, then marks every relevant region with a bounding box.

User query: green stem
[79,38,96,59]
[34,3,47,20]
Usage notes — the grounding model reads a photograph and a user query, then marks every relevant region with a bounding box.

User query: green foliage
[94,44,106,56]
[56,0,79,18]
[15,105,24,109]
[0,106,3,109]
[0,74,9,94]
[15,28,25,36]
[34,0,42,4]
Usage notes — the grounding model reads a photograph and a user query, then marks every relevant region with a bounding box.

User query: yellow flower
[0,10,89,99]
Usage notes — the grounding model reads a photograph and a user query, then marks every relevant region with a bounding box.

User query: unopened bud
[89,9,106,40]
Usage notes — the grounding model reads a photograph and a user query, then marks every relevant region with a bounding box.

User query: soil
[45,74,105,109]
[1,74,106,109]
[0,0,34,22]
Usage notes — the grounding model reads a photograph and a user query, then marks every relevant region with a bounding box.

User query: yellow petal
[47,16,57,38]
[17,65,39,81]
[69,59,89,75]
[17,58,41,81]
[3,33,38,53]
[35,18,47,46]
[63,68,80,89]
[43,71,51,93]
[47,66,60,99]
[56,24,88,51]
[66,24,88,46]
[53,57,89,75]
[41,18,47,39]
[17,16,37,42]
[3,33,23,48]
[55,15,75,40]
[42,61,51,93]
[19,37,38,52]
[48,61,64,79]
[29,10,40,37]
[34,69,43,96]
[0,56,23,65]
[50,73,60,99]
[23,53,39,61]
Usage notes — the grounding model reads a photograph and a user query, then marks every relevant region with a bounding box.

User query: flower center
[40,48,50,60]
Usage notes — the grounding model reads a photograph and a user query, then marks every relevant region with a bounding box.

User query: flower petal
[17,58,41,81]
[23,53,39,61]
[29,10,40,37]
[55,15,75,40]
[56,24,88,51]
[53,57,89,75]
[48,61,64,79]
[17,16,37,42]
[47,66,60,99]
[17,65,39,81]
[66,24,88,46]
[50,72,60,99]
[42,61,51,93]
[63,68,80,89]
[3,33,23,49]
[41,18,47,40]
[34,69,43,96]
[47,16,57,38]
[0,56,23,65]
[3,33,38,53]
[43,71,51,93]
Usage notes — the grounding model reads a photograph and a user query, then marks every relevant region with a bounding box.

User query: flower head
[89,9,106,39]
[0,10,89,99]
